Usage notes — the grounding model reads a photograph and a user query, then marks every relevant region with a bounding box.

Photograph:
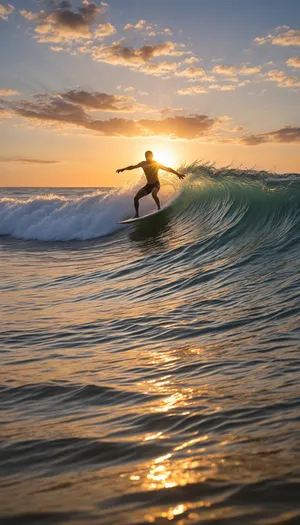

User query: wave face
[1,164,300,525]
[0,177,178,241]
[0,164,300,244]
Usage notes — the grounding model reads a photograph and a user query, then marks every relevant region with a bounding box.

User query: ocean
[1,164,300,525]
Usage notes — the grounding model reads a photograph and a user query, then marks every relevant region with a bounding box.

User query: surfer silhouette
[116,150,185,218]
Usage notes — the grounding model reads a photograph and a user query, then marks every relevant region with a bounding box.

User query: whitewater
[1,163,300,525]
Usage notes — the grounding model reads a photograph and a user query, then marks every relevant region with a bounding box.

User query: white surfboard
[117,196,176,225]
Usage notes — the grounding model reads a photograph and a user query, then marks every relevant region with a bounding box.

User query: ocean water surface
[1,164,300,524]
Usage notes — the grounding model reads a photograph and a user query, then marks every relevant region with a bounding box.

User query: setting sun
[154,148,176,168]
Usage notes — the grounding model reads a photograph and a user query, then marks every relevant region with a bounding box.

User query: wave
[0,163,299,242]
[0,178,178,241]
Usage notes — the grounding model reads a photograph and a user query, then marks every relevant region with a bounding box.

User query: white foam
[0,179,178,241]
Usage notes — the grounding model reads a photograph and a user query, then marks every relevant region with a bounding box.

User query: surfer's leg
[134,188,148,218]
[152,187,161,210]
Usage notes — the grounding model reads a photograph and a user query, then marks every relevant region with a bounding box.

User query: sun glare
[154,148,176,168]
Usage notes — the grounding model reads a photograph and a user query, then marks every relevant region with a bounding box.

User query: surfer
[116,151,185,218]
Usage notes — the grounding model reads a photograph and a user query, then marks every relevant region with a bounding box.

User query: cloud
[20,6,188,78]
[61,90,142,111]
[4,90,151,120]
[87,40,188,77]
[123,19,172,36]
[286,57,300,68]
[175,67,215,82]
[241,126,300,145]
[0,107,12,119]
[4,91,299,145]
[141,60,180,77]
[239,64,261,75]
[0,3,14,20]
[7,96,89,126]
[213,64,237,76]
[184,56,200,65]
[3,92,220,139]
[91,40,187,64]
[20,1,115,43]
[238,80,251,87]
[124,19,147,31]
[93,22,115,38]
[0,156,60,164]
[177,83,237,94]
[209,84,236,91]
[160,107,184,117]
[70,114,219,140]
[254,28,300,47]
[136,115,216,139]
[266,69,300,88]
[275,25,290,32]
[0,89,19,96]
[177,86,208,95]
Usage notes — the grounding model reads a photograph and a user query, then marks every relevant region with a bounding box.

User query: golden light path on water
[121,347,221,523]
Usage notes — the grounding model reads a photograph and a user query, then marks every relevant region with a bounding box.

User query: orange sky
[0,0,299,186]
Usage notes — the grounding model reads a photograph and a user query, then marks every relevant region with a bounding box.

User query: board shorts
[142,181,160,194]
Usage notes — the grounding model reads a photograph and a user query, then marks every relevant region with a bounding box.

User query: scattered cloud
[238,80,251,87]
[60,90,145,111]
[124,19,147,31]
[241,126,300,145]
[84,40,188,77]
[49,45,64,52]
[266,69,300,88]
[0,107,12,119]
[0,156,60,164]
[275,25,290,32]
[135,115,216,139]
[176,67,214,81]
[184,56,200,65]
[0,3,14,20]
[123,19,172,36]
[20,1,115,44]
[239,64,261,75]
[213,64,237,76]
[2,91,298,145]
[0,90,156,136]
[124,86,135,92]
[90,40,187,64]
[160,107,184,117]
[177,86,208,95]
[286,56,300,68]
[1,91,220,139]
[208,84,236,91]
[0,89,19,97]
[177,82,237,94]
[211,63,260,79]
[254,28,300,47]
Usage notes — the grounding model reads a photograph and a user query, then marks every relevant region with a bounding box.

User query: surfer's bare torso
[137,160,163,184]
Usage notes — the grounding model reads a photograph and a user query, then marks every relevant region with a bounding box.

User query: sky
[0,0,299,187]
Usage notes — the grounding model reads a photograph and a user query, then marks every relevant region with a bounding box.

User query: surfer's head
[145,150,153,161]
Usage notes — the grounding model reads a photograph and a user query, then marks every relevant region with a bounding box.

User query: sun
[154,148,175,168]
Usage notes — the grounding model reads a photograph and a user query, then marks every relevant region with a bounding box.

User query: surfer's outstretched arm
[159,165,185,180]
[116,162,143,173]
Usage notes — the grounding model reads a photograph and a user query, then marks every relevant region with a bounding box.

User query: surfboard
[118,207,164,224]
[117,197,176,225]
